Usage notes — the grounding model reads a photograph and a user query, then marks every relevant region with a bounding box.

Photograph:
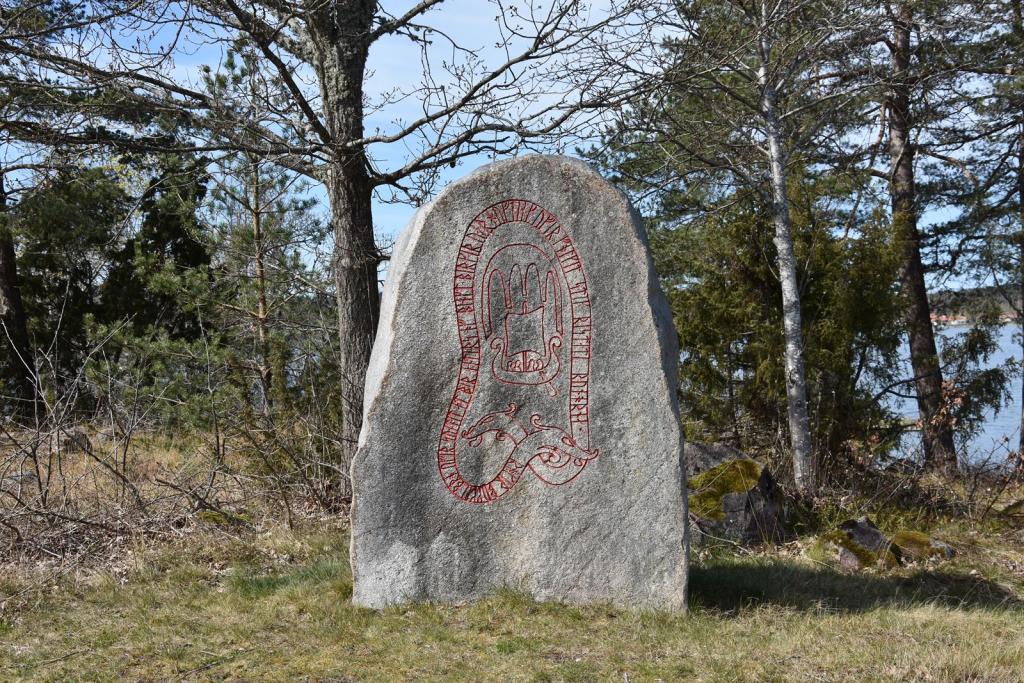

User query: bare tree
[0,0,650,472]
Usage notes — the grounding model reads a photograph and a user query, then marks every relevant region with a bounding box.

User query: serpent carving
[436,199,597,504]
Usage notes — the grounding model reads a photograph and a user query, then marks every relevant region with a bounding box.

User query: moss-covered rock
[808,517,900,571]
[197,509,253,527]
[891,530,954,561]
[684,442,750,477]
[808,519,955,571]
[689,459,764,520]
[1000,499,1024,519]
[686,451,784,545]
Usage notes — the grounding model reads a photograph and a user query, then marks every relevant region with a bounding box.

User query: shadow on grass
[689,556,1022,614]
[220,541,1020,618]
[229,559,352,599]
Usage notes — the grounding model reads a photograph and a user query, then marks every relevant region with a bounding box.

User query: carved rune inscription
[436,199,597,504]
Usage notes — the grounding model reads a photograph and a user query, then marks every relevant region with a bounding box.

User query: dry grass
[1,514,1022,682]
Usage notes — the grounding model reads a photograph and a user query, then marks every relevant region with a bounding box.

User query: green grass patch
[228,558,351,599]
[1,519,1022,681]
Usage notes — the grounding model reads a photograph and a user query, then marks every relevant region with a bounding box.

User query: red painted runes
[436,199,597,504]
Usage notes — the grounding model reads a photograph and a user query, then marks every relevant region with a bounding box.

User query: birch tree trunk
[765,127,816,496]
[888,3,958,474]
[758,11,817,497]
[1013,1,1024,471]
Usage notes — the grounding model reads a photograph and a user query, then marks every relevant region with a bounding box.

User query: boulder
[838,516,891,555]
[684,441,749,476]
[891,530,955,561]
[810,517,900,570]
[350,156,688,610]
[685,443,784,545]
[809,517,954,570]
[58,427,90,454]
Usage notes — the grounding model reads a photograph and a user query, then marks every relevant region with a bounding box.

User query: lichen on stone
[809,529,899,570]
[688,459,763,520]
[892,530,953,561]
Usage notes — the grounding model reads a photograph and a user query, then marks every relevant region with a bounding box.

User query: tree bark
[1017,122,1024,469]
[765,112,817,497]
[0,175,35,409]
[758,14,817,497]
[1012,1,1024,471]
[250,157,272,416]
[308,0,381,492]
[888,4,958,474]
[325,164,379,486]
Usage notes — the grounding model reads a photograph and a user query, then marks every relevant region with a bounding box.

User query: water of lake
[894,323,1022,465]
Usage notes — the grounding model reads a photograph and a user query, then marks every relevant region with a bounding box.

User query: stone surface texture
[812,517,901,570]
[684,441,749,476]
[891,531,955,561]
[351,155,688,610]
[685,444,785,546]
[814,520,956,570]
[838,517,891,555]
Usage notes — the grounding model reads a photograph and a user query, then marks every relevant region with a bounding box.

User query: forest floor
[1,508,1023,682]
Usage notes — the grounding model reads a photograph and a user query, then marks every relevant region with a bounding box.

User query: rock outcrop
[685,442,784,545]
[810,516,955,570]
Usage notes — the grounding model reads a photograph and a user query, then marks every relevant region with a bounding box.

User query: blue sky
[363,1,500,244]
[358,1,621,246]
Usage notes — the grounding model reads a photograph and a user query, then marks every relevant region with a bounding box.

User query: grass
[1,518,1023,682]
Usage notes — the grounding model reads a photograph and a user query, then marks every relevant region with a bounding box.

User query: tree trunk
[766,121,817,496]
[1017,122,1024,469]
[888,4,958,474]
[250,158,273,417]
[0,175,35,409]
[1013,2,1024,471]
[325,164,379,485]
[308,1,381,495]
[758,25,817,497]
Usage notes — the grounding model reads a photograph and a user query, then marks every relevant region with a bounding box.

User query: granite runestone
[350,155,689,610]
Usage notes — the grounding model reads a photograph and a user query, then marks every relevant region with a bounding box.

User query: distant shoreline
[930,286,1021,326]
[930,314,1020,326]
